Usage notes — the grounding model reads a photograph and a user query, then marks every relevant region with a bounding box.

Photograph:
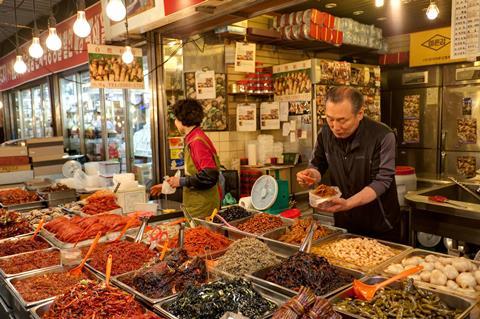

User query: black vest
[320,117,401,234]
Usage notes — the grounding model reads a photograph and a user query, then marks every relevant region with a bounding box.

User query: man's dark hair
[326,86,364,114]
[172,99,204,127]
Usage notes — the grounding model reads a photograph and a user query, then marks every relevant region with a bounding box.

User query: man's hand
[150,184,162,197]
[167,176,181,188]
[296,168,321,188]
[318,197,352,213]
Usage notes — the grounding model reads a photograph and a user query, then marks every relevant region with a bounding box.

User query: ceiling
[0,0,65,45]
[279,0,451,36]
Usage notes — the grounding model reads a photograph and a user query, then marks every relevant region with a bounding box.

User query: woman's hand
[167,176,181,188]
[150,184,162,197]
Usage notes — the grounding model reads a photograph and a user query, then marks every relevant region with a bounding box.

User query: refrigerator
[384,66,442,178]
[441,63,480,178]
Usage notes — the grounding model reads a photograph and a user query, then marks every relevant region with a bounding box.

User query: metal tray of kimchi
[0,247,61,278]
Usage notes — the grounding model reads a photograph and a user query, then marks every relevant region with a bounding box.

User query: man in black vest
[297,86,401,241]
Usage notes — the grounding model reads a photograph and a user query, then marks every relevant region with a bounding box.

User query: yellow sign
[410,27,464,67]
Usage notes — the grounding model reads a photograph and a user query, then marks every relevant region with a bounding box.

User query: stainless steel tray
[310,233,412,274]
[6,265,101,310]
[192,205,260,228]
[331,276,477,319]
[154,282,289,319]
[0,247,61,278]
[376,248,480,301]
[222,214,294,241]
[0,193,47,212]
[30,298,161,319]
[247,263,364,299]
[0,234,54,258]
[38,189,77,202]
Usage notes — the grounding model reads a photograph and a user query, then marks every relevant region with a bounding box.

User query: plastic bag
[162,170,181,195]
[222,193,237,206]
[309,186,342,209]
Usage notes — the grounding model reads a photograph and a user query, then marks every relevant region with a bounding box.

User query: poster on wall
[184,72,227,131]
[234,42,256,73]
[88,44,144,89]
[457,156,476,177]
[236,103,257,132]
[273,60,312,102]
[260,102,280,130]
[457,118,477,144]
[403,119,420,144]
[462,97,473,116]
[403,95,421,119]
[195,70,216,100]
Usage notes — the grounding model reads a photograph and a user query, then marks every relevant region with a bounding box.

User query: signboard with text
[410,27,464,67]
[0,3,104,92]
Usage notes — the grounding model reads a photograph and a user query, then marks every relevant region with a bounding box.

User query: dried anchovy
[335,279,463,319]
[213,206,251,223]
[13,270,89,302]
[89,241,156,275]
[0,249,59,274]
[43,280,163,319]
[124,253,208,299]
[237,213,284,234]
[216,238,279,275]
[265,252,353,296]
[166,278,277,319]
[0,237,50,257]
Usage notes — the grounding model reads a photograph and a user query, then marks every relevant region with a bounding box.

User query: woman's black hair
[172,99,204,127]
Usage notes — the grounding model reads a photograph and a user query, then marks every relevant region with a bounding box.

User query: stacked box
[0,146,33,184]
[27,137,67,177]
[274,9,343,45]
[335,18,383,49]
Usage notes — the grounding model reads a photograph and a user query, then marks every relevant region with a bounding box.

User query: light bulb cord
[124,9,129,46]
[32,0,38,35]
[13,0,19,53]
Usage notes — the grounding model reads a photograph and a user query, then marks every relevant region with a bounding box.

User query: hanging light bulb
[106,0,126,22]
[28,37,44,59]
[73,11,91,37]
[46,15,61,51]
[390,0,400,8]
[375,0,384,7]
[122,45,134,64]
[14,55,27,74]
[426,1,439,20]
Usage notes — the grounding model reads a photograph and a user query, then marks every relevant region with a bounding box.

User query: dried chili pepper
[81,190,121,215]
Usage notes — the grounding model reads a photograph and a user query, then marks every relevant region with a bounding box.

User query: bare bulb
[73,11,91,38]
[375,0,384,7]
[122,46,134,64]
[46,28,62,51]
[14,55,27,74]
[28,37,44,59]
[390,0,400,8]
[426,2,439,20]
[106,0,126,22]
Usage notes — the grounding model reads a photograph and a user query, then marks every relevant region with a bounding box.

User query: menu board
[451,0,480,59]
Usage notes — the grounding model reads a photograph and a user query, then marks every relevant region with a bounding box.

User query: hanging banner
[0,3,104,92]
[451,0,480,59]
[195,70,216,100]
[409,27,464,67]
[236,103,257,132]
[234,42,256,73]
[260,102,280,130]
[88,44,144,89]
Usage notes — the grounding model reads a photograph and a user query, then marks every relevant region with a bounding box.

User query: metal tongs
[178,222,185,249]
[180,204,197,228]
[134,216,150,243]
[299,222,317,253]
[448,177,480,202]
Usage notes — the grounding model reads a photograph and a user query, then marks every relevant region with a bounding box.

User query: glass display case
[42,84,53,137]
[105,89,126,170]
[60,75,81,154]
[20,89,34,138]
[80,72,102,161]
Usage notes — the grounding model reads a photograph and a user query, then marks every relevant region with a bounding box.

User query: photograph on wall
[315,84,329,126]
[260,102,280,130]
[88,44,144,89]
[462,97,473,116]
[457,118,477,144]
[403,119,420,143]
[237,103,257,132]
[234,42,256,73]
[457,156,476,177]
[289,101,311,116]
[273,60,312,102]
[195,70,216,100]
[318,60,351,85]
[184,72,227,131]
[403,94,421,119]
[359,86,381,122]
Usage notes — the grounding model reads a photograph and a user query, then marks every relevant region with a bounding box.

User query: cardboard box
[33,164,63,177]
[0,157,29,165]
[0,147,28,157]
[0,170,33,185]
[379,52,409,65]
[26,137,64,145]
[0,165,31,173]
[30,154,65,163]
[28,145,64,157]
[115,186,146,214]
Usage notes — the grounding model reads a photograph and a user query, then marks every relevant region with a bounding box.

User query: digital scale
[250,173,289,215]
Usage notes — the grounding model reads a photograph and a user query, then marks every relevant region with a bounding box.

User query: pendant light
[13,0,27,74]
[426,1,439,20]
[45,0,61,51]
[73,0,91,38]
[375,0,384,7]
[28,0,44,59]
[106,0,126,22]
[121,12,133,64]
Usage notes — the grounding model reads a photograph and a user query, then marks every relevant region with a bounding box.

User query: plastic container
[98,161,121,177]
[84,162,99,176]
[395,166,417,206]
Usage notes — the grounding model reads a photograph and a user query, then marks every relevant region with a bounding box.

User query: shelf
[219,28,378,57]
[228,92,274,97]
